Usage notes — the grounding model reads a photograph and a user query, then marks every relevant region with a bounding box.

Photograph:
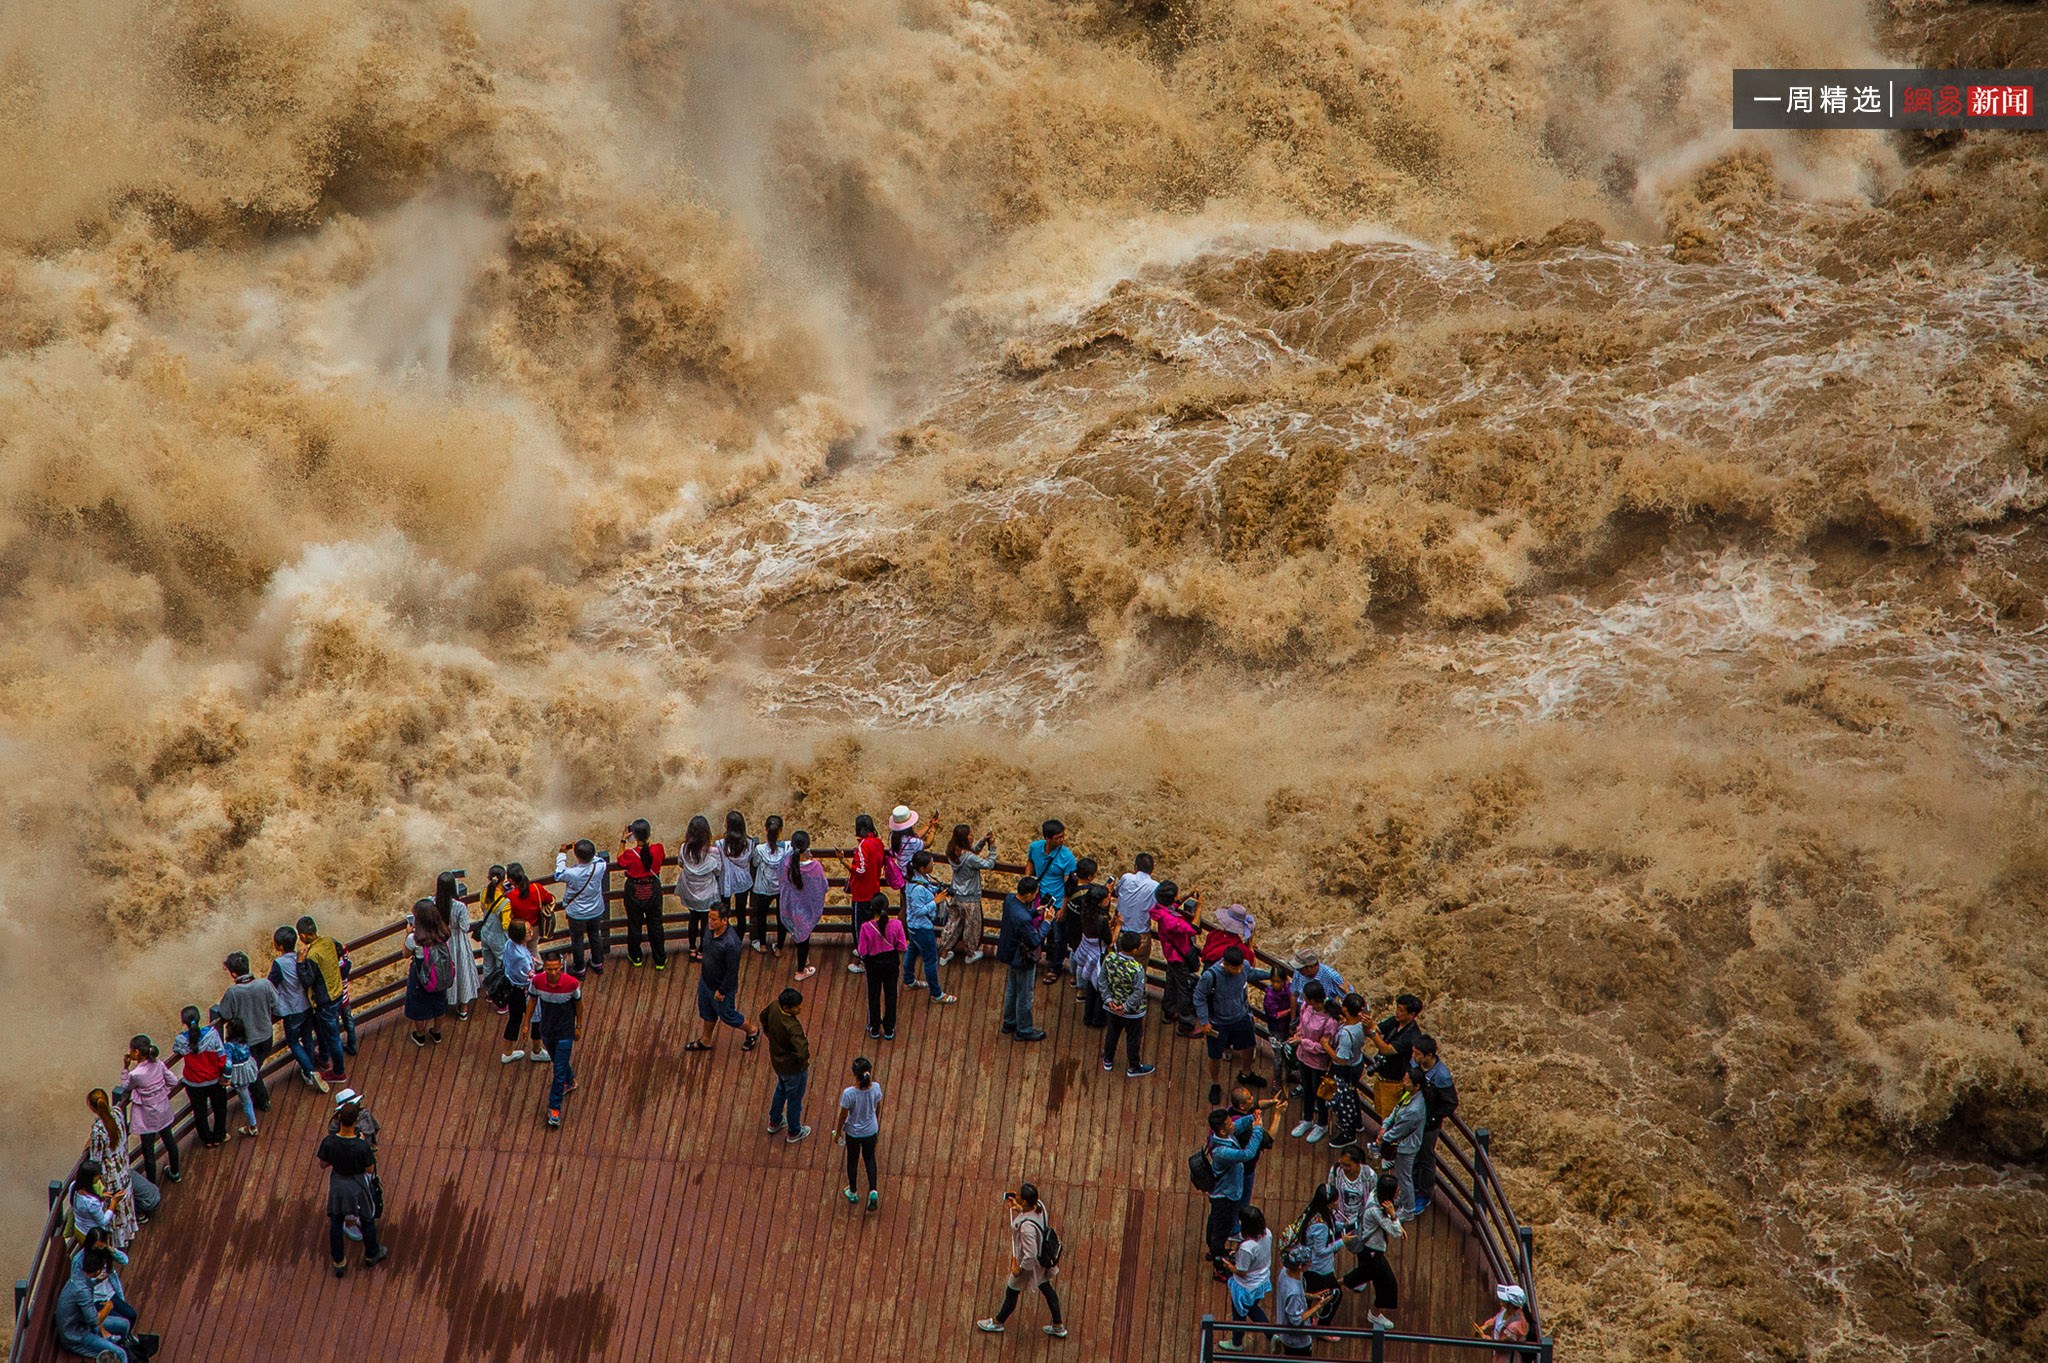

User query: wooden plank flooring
[88,945,1498,1363]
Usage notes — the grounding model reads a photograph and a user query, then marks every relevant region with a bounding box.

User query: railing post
[1539,1342,1554,1362]
[14,1278,28,1317]
[1519,1224,1535,1275]
[1371,1321,1386,1363]
[1475,1125,1491,1153]
[46,1179,62,1208]
[1198,1314,1215,1362]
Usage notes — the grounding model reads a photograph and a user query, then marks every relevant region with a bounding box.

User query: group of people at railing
[39,803,1537,1360]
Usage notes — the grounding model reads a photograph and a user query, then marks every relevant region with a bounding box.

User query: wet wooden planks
[85,948,1497,1363]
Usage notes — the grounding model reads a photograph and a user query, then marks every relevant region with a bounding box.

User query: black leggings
[844,1133,878,1192]
[1343,1247,1399,1308]
[864,952,899,1033]
[995,1283,1062,1326]
[750,892,781,947]
[686,910,709,954]
[138,1129,180,1183]
[794,940,810,971]
[622,880,664,962]
[503,993,529,1045]
[189,1083,228,1145]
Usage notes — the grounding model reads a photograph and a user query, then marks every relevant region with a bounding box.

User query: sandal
[934,994,958,1005]
[239,1126,260,1138]
[683,1041,713,1053]
[742,1031,760,1052]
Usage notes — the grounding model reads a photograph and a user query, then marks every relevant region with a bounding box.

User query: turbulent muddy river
[1,2,2044,1358]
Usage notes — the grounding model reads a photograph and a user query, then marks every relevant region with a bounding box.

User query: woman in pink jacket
[119,1035,182,1185]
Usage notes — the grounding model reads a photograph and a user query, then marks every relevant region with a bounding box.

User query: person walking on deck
[216,953,277,1115]
[529,949,581,1129]
[1217,1206,1275,1353]
[856,896,906,1039]
[761,987,812,1144]
[688,906,762,1055]
[554,838,612,976]
[618,821,667,969]
[939,824,996,965]
[901,851,957,1006]
[996,876,1050,1042]
[975,1183,1066,1339]
[1194,945,1270,1109]
[833,1056,884,1209]
[1099,932,1156,1078]
[777,831,826,980]
[1377,1068,1427,1219]
[317,1101,388,1277]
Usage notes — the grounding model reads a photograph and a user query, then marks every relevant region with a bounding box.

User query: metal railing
[1196,1316,1550,1362]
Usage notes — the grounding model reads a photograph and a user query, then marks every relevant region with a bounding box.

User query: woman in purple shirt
[777,831,827,982]
[118,1035,182,1185]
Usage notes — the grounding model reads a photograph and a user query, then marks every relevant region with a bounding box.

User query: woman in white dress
[436,872,481,1019]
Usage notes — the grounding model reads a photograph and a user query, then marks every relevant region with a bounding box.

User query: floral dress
[85,1111,138,1248]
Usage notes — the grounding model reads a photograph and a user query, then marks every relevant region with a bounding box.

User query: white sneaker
[939,952,955,966]
[530,1048,551,1063]
[964,950,984,964]
[975,1320,1004,1334]
[1306,1124,1326,1143]
[1290,1120,1312,1138]
[848,961,865,974]
[500,1051,525,1064]
[1368,1313,1394,1331]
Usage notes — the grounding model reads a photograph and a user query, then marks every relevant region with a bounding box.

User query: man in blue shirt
[1193,945,1272,1108]
[1410,1034,1460,1216]
[995,877,1051,1041]
[1202,1100,1282,1270]
[56,1247,158,1360]
[1026,820,1078,909]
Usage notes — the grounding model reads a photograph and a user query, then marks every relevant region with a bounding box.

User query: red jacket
[847,835,885,902]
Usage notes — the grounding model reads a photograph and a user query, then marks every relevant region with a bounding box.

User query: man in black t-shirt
[1369,994,1424,1119]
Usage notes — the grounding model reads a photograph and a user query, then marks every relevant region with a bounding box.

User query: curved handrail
[11,863,1542,1359]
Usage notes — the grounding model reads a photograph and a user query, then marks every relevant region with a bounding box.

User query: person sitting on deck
[56,1245,158,1361]
[1193,945,1271,1109]
[687,906,761,1056]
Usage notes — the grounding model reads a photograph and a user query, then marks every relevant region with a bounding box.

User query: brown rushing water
[1,2,2045,1358]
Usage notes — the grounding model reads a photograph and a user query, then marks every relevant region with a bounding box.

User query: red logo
[1968,85,2032,117]
[1935,85,1964,117]
[1902,87,1933,115]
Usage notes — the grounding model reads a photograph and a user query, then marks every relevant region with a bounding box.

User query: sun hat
[1495,1284,1528,1307]
[1290,948,1320,970]
[333,1088,360,1108]
[1217,904,1255,940]
[888,806,920,832]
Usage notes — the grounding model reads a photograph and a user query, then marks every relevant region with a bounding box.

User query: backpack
[882,848,906,891]
[1038,1217,1064,1270]
[1187,1145,1218,1194]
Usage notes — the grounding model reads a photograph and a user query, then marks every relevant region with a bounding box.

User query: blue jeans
[1002,964,1037,1033]
[769,1069,807,1130]
[548,1037,575,1111]
[311,1004,347,1076]
[903,927,942,996]
[282,1011,319,1077]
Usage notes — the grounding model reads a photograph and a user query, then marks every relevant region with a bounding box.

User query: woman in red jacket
[840,813,884,974]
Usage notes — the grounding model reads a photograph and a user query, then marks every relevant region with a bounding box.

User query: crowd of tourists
[49,806,1537,1360]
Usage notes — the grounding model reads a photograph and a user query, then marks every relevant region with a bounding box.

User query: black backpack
[1039,1217,1064,1270]
[1187,1145,1218,1194]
